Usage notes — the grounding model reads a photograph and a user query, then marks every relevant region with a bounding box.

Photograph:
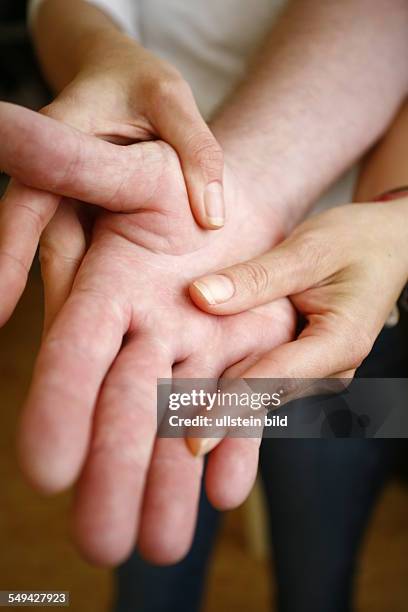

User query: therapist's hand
[190,201,408,381]
[50,34,226,229]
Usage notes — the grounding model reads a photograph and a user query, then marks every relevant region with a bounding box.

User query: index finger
[0,102,163,211]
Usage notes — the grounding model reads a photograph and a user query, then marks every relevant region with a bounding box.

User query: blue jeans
[114,319,408,612]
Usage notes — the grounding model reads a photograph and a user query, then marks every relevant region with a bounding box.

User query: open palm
[0,104,295,565]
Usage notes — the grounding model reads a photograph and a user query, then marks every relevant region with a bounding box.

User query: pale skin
[1,0,408,565]
[2,104,296,566]
[190,102,408,455]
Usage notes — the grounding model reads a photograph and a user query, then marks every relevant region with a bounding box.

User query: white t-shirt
[28,0,356,208]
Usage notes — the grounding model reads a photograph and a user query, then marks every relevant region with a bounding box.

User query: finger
[185,299,295,456]
[18,289,129,494]
[0,102,164,211]
[189,233,335,315]
[0,180,59,326]
[174,359,259,511]
[72,336,172,566]
[188,358,262,510]
[205,355,262,510]
[192,316,367,463]
[137,438,203,565]
[173,365,221,457]
[240,320,372,381]
[151,82,224,229]
[206,437,260,510]
[39,201,87,335]
[136,360,218,564]
[205,333,360,510]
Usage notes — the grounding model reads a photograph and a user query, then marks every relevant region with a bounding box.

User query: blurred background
[1,1,408,610]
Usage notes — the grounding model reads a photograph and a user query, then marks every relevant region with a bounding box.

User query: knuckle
[235,260,271,296]
[14,201,46,237]
[187,133,224,175]
[294,231,324,267]
[38,241,54,268]
[152,71,186,103]
[287,229,330,279]
[38,241,77,270]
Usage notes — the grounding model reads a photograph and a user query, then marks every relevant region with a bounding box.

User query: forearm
[32,0,408,231]
[31,0,137,92]
[211,0,408,230]
[356,100,408,201]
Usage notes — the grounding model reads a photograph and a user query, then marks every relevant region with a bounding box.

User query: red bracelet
[376,186,408,201]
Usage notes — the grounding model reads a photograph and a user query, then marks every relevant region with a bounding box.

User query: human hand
[11,109,295,566]
[190,200,408,381]
[0,67,222,328]
[47,32,226,229]
[0,35,224,324]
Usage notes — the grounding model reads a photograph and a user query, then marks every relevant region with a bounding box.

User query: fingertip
[188,201,224,231]
[199,217,225,230]
[203,180,225,229]
[185,177,225,230]
[137,528,192,567]
[207,218,225,229]
[17,400,81,495]
[185,437,219,457]
[205,439,259,510]
[71,513,136,568]
[17,432,76,496]
[188,274,236,314]
[188,281,217,311]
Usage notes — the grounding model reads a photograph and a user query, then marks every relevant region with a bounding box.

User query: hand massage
[1,1,408,610]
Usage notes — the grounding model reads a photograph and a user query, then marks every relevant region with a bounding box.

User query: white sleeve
[28,0,140,39]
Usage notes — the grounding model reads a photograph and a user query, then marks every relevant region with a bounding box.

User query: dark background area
[0,0,48,111]
[0,0,48,198]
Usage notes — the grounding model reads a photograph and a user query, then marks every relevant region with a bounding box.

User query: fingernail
[204,181,225,228]
[192,275,235,305]
[187,437,220,457]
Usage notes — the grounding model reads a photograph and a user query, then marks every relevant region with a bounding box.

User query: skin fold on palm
[0,104,296,565]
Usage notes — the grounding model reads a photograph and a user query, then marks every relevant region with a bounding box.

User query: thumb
[151,81,225,230]
[189,233,333,315]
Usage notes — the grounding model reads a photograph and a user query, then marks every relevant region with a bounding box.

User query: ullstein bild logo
[167,413,288,428]
[157,378,408,439]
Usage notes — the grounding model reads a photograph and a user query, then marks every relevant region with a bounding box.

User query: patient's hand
[1,105,295,565]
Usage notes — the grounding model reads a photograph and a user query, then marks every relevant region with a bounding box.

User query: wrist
[388,197,408,266]
[220,144,298,240]
[32,0,135,91]
[75,28,142,75]
[69,32,181,111]
[372,197,408,276]
[222,156,287,250]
